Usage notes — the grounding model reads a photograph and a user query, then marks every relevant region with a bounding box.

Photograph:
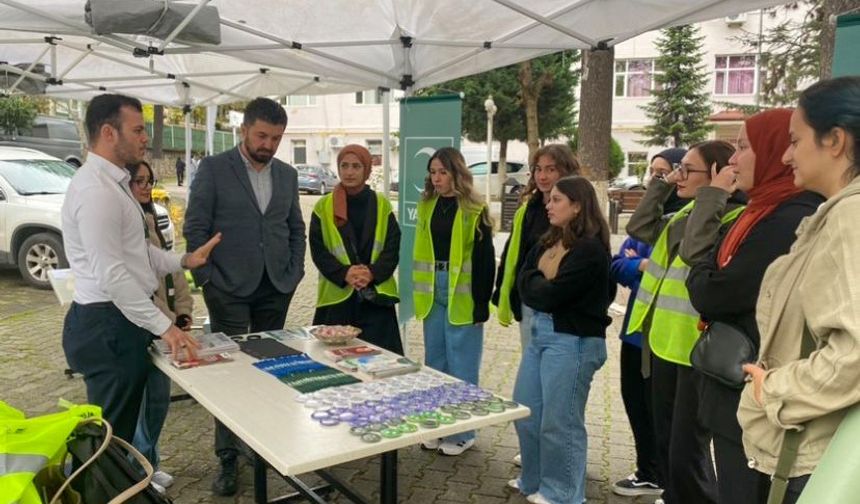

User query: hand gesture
[624,248,639,258]
[665,168,684,185]
[710,162,738,193]
[160,324,200,361]
[742,363,767,406]
[185,232,222,269]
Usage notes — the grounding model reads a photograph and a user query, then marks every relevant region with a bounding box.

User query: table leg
[254,453,269,504]
[380,450,397,504]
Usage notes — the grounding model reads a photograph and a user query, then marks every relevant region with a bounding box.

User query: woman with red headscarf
[685,109,824,503]
[309,144,403,354]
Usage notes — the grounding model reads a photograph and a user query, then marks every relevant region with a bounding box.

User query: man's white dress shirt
[61,152,183,335]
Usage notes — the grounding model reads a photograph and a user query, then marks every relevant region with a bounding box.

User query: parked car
[0,147,174,289]
[0,115,85,167]
[468,161,529,198]
[609,175,645,191]
[296,164,339,195]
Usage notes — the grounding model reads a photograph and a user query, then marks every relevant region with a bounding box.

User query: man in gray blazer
[183,97,305,496]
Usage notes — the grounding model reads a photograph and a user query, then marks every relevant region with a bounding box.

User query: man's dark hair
[85,94,143,146]
[243,97,287,127]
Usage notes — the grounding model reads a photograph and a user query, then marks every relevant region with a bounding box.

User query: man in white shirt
[62,93,220,442]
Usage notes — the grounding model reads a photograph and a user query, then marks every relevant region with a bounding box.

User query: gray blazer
[183,147,306,297]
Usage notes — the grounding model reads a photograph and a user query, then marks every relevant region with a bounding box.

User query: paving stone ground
[0,187,656,504]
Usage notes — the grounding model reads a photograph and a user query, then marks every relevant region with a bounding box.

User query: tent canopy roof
[0,0,790,106]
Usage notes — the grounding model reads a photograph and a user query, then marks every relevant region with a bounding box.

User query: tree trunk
[578,46,615,181]
[578,46,614,216]
[519,60,541,160]
[152,105,164,159]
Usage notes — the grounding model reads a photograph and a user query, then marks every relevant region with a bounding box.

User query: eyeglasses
[673,163,709,181]
[132,177,156,187]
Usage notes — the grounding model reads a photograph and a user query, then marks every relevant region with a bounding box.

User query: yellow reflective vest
[627,202,745,365]
[413,196,483,325]
[0,401,101,504]
[494,203,528,326]
[312,192,398,307]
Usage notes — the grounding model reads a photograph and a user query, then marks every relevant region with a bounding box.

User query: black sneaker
[611,472,663,496]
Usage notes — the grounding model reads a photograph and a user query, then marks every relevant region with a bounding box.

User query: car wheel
[17,232,68,289]
[320,182,327,195]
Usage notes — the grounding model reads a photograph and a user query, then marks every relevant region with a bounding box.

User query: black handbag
[689,321,757,389]
[51,419,173,504]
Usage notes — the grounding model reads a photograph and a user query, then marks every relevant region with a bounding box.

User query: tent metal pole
[158,0,213,51]
[489,0,597,46]
[220,18,399,84]
[206,105,216,156]
[419,0,595,82]
[608,0,725,47]
[7,44,50,93]
[381,88,391,197]
[197,73,262,106]
[57,44,96,80]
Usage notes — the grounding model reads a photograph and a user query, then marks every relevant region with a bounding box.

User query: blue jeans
[132,364,172,469]
[518,301,532,349]
[513,306,607,504]
[423,270,483,443]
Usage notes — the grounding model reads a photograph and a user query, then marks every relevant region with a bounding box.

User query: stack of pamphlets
[152,332,240,369]
[324,345,381,361]
[336,354,421,378]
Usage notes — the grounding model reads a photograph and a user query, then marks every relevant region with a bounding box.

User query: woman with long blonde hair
[412,147,495,456]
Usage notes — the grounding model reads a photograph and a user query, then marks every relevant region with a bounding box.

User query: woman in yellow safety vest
[309,144,402,354]
[492,144,580,347]
[626,140,746,504]
[126,159,193,494]
[509,175,614,504]
[413,147,495,456]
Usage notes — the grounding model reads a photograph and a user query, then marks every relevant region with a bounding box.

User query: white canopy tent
[1,0,793,105]
[0,0,793,188]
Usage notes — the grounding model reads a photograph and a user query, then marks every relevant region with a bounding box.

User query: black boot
[211,455,239,496]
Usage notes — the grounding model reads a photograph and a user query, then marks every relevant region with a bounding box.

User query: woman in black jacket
[309,144,402,354]
[685,109,824,504]
[509,176,615,504]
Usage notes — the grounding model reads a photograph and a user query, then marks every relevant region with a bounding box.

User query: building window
[292,139,307,164]
[284,95,316,107]
[614,59,661,97]
[627,151,649,178]
[355,90,382,105]
[714,55,758,95]
[367,139,383,165]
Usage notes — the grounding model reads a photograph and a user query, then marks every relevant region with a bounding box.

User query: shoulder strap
[767,324,817,504]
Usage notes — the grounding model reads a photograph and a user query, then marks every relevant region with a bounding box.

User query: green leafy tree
[0,96,38,135]
[423,51,579,171]
[640,25,712,147]
[735,0,860,106]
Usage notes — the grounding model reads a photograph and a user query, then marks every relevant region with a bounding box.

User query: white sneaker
[152,470,175,489]
[513,453,522,466]
[438,439,475,456]
[654,499,665,504]
[507,479,521,491]
[527,493,552,504]
[150,481,166,495]
[420,438,442,450]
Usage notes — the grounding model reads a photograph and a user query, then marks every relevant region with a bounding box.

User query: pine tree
[640,25,712,147]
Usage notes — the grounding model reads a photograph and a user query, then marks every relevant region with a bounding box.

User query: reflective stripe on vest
[495,203,528,326]
[627,202,745,365]
[0,401,102,504]
[412,197,483,325]
[312,192,399,308]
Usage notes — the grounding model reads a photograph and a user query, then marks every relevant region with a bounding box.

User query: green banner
[397,94,462,323]
[833,14,860,77]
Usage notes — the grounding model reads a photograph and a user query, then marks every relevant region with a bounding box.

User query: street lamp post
[484,95,497,206]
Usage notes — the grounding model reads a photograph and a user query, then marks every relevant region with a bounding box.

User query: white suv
[0,147,174,288]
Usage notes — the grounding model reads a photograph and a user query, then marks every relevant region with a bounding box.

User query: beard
[246,145,274,164]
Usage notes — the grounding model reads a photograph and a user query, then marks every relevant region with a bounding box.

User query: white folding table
[152,333,529,503]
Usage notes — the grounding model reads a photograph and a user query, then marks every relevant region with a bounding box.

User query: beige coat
[738,175,860,477]
[145,213,193,321]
